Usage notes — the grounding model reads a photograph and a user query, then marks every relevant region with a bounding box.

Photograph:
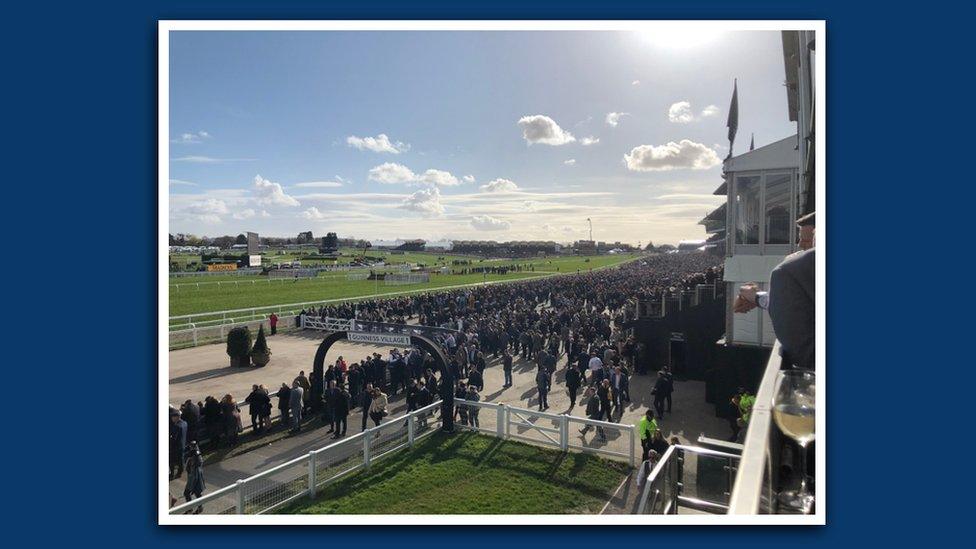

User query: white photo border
[158,18,827,526]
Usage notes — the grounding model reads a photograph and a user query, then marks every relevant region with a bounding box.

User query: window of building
[764,172,792,245]
[734,175,761,246]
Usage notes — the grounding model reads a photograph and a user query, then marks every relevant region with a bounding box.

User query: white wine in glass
[772,369,815,513]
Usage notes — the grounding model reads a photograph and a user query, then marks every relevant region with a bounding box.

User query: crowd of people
[169,253,722,509]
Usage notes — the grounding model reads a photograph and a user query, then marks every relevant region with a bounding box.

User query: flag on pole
[750,133,755,151]
[726,79,738,158]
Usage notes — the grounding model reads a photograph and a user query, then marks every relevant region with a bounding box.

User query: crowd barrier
[168,400,636,515]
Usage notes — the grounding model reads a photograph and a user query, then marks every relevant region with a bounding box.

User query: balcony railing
[728,340,787,514]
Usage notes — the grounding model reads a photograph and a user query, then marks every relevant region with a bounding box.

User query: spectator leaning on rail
[734,212,816,371]
[269,312,278,335]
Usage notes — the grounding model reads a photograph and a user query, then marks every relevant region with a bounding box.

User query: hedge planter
[227,326,252,367]
[250,325,272,367]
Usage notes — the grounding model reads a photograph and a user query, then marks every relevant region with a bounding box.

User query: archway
[310,330,451,407]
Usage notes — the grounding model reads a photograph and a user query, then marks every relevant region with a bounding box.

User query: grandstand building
[451,240,561,257]
[394,239,426,252]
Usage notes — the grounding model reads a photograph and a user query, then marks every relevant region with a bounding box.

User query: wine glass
[772,369,816,513]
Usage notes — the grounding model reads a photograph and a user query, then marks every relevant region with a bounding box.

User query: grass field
[169,254,639,318]
[280,431,631,515]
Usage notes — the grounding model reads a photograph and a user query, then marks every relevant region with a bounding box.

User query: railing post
[408,411,416,447]
[559,414,569,451]
[496,403,506,439]
[363,428,372,468]
[629,424,636,466]
[236,479,245,514]
[308,451,317,498]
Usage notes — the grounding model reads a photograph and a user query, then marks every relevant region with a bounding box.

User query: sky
[168,29,795,246]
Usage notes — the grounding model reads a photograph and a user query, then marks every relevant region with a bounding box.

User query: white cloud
[580,136,600,146]
[294,181,343,188]
[232,208,256,220]
[479,178,519,193]
[346,133,410,154]
[260,210,271,218]
[605,112,629,127]
[185,198,229,216]
[668,102,695,123]
[564,159,576,166]
[517,115,576,146]
[368,162,417,184]
[301,206,328,220]
[400,187,444,217]
[169,179,197,187]
[632,80,641,86]
[462,175,476,184]
[624,140,722,171]
[171,130,211,144]
[670,101,721,123]
[419,169,460,187]
[368,163,461,186]
[470,215,511,231]
[253,175,301,207]
[524,200,543,212]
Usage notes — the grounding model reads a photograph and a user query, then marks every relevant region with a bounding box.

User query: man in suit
[735,212,816,371]
[535,367,551,411]
[610,366,629,419]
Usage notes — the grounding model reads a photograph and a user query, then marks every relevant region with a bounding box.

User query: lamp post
[586,218,593,242]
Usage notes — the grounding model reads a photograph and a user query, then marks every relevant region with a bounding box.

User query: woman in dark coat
[183,442,206,514]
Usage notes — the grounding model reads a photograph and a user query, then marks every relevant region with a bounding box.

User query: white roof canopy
[724,135,799,172]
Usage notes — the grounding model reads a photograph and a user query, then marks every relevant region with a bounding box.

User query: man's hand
[734,283,759,313]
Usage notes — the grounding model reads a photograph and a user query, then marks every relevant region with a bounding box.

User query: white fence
[169,400,636,515]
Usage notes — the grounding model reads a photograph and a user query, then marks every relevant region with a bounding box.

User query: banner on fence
[207,263,238,272]
[347,331,411,346]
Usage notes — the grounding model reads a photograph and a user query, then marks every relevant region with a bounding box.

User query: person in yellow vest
[637,409,659,461]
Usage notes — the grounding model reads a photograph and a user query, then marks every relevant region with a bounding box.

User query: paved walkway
[167,333,728,500]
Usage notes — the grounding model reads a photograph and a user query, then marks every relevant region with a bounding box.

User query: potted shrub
[226,326,252,367]
[250,324,272,367]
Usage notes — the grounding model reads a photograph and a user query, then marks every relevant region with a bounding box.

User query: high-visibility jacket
[637,416,658,440]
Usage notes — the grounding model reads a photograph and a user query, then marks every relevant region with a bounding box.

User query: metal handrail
[727,340,783,514]
[636,444,742,514]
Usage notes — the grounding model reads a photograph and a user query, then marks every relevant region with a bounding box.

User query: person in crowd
[269,312,278,335]
[169,408,188,479]
[596,378,615,421]
[535,366,551,411]
[565,364,582,410]
[219,394,241,445]
[332,385,350,439]
[439,370,456,433]
[244,384,268,434]
[368,387,389,427]
[288,381,304,434]
[466,385,481,428]
[359,383,374,432]
[468,365,484,393]
[455,381,469,425]
[578,387,606,440]
[729,387,756,442]
[610,366,629,419]
[502,349,514,388]
[416,379,433,430]
[322,380,337,433]
[180,399,200,444]
[652,370,669,419]
[588,352,604,384]
[276,383,291,428]
[202,396,221,447]
[637,409,659,461]
[664,368,674,414]
[650,429,669,456]
[294,371,311,412]
[181,442,205,514]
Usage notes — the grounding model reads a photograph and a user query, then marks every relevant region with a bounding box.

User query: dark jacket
[333,390,350,417]
[585,395,601,417]
[768,248,815,370]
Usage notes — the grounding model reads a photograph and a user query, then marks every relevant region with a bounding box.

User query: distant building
[573,240,597,255]
[395,239,426,252]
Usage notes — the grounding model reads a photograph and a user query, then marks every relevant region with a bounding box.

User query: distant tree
[644,241,655,251]
[321,232,339,250]
[213,235,236,249]
[235,234,247,245]
[657,244,676,252]
[297,231,314,244]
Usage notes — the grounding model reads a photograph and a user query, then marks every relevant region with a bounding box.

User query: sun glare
[637,28,726,50]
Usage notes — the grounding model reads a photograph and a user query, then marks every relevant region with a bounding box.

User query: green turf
[169,254,639,318]
[280,431,631,514]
